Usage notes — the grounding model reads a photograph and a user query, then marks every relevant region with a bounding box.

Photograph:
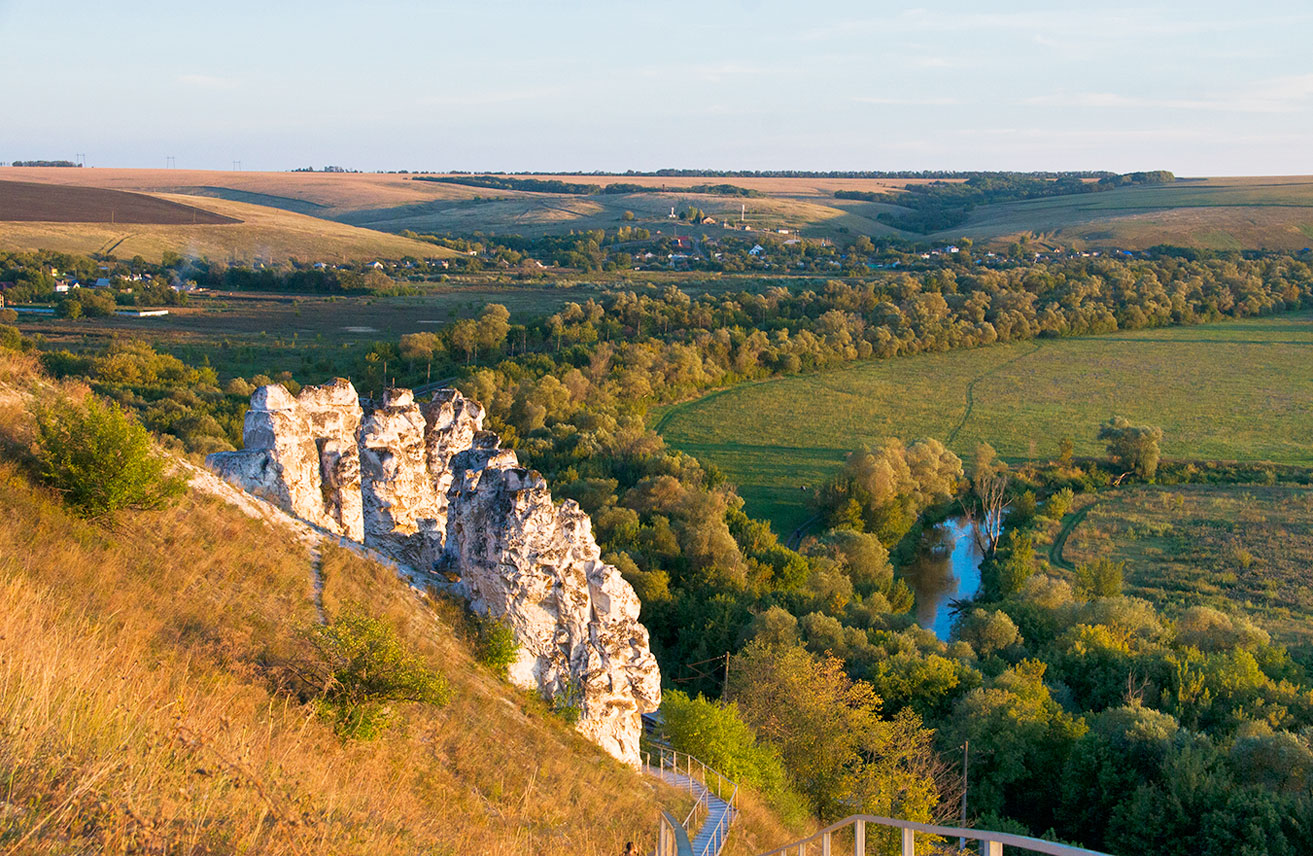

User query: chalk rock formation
[206,379,660,766]
[208,381,363,539]
[358,388,442,563]
[445,441,661,764]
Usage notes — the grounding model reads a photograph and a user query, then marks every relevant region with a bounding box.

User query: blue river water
[904,517,985,641]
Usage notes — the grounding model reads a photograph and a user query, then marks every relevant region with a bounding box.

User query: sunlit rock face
[208,381,363,539]
[206,380,660,766]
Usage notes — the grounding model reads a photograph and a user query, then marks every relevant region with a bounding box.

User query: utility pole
[960,740,969,851]
[722,652,731,697]
[166,156,176,169]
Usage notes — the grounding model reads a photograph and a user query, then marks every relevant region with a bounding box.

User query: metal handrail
[754,814,1113,856]
[645,745,739,856]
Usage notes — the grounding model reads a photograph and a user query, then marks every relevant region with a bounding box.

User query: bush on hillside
[0,324,22,351]
[300,605,451,739]
[32,395,186,519]
[475,615,519,678]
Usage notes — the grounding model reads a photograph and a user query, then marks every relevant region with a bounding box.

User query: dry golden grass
[0,356,716,855]
[1,168,466,214]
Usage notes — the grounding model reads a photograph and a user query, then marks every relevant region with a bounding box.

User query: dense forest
[7,249,1313,852]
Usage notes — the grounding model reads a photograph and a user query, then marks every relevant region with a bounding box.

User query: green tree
[941,660,1087,833]
[476,303,511,353]
[1098,417,1163,480]
[448,318,479,363]
[729,641,942,831]
[33,395,186,519]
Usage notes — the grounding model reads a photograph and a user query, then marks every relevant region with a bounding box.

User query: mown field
[655,312,1313,536]
[1060,484,1313,645]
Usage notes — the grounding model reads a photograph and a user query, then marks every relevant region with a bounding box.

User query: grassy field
[11,272,774,380]
[952,176,1313,251]
[655,313,1313,536]
[12,284,606,380]
[1060,484,1313,646]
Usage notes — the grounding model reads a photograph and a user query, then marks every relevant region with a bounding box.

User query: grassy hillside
[12,168,1313,253]
[947,176,1313,251]
[655,312,1313,535]
[0,352,793,854]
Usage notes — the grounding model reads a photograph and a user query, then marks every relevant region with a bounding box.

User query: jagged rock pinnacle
[208,380,660,765]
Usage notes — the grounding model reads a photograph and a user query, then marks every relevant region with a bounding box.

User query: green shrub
[476,616,520,678]
[1047,487,1075,520]
[660,689,809,825]
[550,677,583,725]
[32,395,186,519]
[302,605,451,739]
[0,324,22,351]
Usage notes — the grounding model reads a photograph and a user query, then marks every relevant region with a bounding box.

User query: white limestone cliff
[206,379,660,766]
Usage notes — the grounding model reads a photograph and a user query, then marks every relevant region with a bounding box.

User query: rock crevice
[208,379,659,765]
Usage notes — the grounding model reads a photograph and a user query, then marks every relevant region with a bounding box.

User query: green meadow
[655,312,1313,535]
[1060,484,1313,645]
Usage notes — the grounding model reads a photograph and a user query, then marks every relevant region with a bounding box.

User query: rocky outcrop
[209,381,364,539]
[206,379,660,766]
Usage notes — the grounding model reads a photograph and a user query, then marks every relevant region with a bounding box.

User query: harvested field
[0,179,239,224]
[0,193,454,264]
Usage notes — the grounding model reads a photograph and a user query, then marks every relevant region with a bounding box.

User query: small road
[1048,499,1101,571]
[786,513,822,551]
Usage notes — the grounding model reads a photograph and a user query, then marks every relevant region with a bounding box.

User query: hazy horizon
[3,0,1311,175]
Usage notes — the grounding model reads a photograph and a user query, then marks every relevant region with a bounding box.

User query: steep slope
[0,353,689,854]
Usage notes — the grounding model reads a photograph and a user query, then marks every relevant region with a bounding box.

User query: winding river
[903,517,985,640]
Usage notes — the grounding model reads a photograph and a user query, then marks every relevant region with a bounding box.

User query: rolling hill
[7,167,1313,254]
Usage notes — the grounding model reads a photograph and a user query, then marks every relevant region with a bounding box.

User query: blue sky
[2,0,1311,174]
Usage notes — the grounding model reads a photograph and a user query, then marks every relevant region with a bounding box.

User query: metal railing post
[822,831,832,856]
[901,827,915,856]
[855,820,865,856]
[987,841,1002,856]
